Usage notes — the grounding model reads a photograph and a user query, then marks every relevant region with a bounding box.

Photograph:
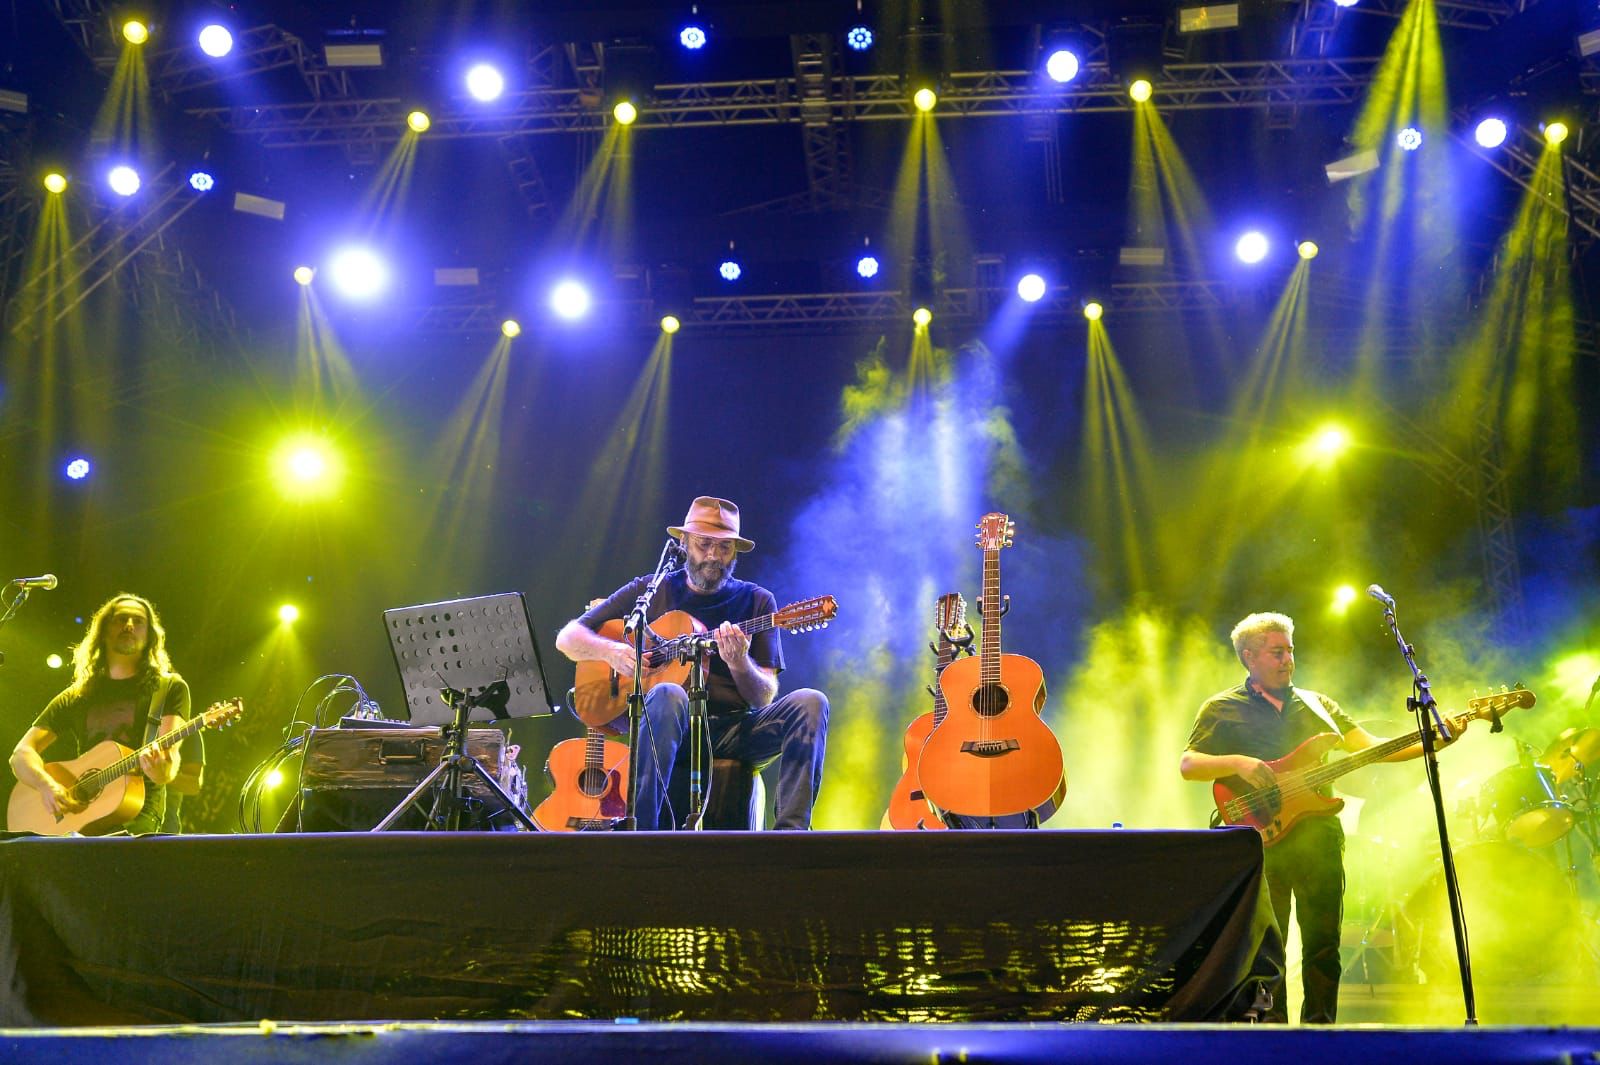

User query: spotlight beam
[1454,123,1600,243]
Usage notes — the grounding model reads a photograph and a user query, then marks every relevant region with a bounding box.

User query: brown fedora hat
[667,495,755,552]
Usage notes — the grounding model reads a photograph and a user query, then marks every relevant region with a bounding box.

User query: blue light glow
[327,247,389,301]
[65,458,91,480]
[1017,274,1047,303]
[846,26,874,51]
[1397,126,1423,151]
[188,171,215,192]
[1474,117,1508,149]
[680,25,707,50]
[719,260,742,282]
[1045,49,1080,84]
[550,279,592,320]
[856,255,880,279]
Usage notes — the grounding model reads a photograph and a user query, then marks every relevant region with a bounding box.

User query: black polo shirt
[1186,679,1356,763]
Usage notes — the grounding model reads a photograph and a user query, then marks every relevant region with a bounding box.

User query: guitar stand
[371,685,540,832]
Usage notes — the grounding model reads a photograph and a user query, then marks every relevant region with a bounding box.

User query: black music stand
[372,592,555,832]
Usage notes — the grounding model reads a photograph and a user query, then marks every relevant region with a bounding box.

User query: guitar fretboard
[72,708,226,800]
[980,546,1002,685]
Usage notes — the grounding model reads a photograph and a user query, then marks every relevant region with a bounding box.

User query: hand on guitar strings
[139,743,177,784]
[712,621,751,665]
[1231,755,1276,790]
[41,781,88,818]
[604,641,638,678]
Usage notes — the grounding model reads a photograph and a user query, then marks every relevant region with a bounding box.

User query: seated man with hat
[555,496,830,830]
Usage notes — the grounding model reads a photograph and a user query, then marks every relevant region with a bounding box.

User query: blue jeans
[615,683,830,830]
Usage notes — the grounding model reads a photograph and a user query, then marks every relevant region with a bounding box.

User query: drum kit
[1342,722,1600,986]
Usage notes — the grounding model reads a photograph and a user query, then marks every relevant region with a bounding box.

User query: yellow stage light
[277,604,300,624]
[271,435,341,499]
[1129,79,1153,103]
[1305,424,1351,463]
[1297,240,1319,260]
[45,653,64,670]
[264,768,285,789]
[407,110,431,133]
[122,20,149,45]
[660,314,681,334]
[43,172,67,194]
[1332,585,1358,613]
[1083,301,1104,321]
[913,88,937,112]
[613,100,638,125]
[292,265,314,286]
[1544,121,1569,146]
[501,319,522,338]
[912,306,932,327]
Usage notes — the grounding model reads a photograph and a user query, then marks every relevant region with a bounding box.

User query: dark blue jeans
[618,683,829,830]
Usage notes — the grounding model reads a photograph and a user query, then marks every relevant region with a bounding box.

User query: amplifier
[302,726,511,791]
[275,726,527,832]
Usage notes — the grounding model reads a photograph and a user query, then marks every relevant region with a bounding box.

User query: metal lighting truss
[1455,122,1600,244]
[187,58,1385,148]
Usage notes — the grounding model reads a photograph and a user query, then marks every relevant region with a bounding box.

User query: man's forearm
[9,747,52,791]
[729,659,778,708]
[556,620,621,662]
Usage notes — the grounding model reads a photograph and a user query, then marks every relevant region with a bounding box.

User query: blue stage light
[198,24,233,57]
[1397,126,1423,151]
[550,279,592,320]
[327,247,389,301]
[719,260,742,282]
[1234,231,1269,264]
[680,25,707,50]
[856,255,880,279]
[65,457,91,480]
[846,26,874,51]
[188,170,215,192]
[107,165,140,197]
[1017,274,1047,303]
[1045,49,1080,84]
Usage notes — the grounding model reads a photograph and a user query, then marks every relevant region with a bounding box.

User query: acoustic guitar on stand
[917,513,1067,823]
[533,727,632,831]
[572,595,838,729]
[7,698,244,836]
[881,592,973,830]
[1213,686,1535,845]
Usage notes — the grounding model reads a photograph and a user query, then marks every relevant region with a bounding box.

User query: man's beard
[687,554,735,592]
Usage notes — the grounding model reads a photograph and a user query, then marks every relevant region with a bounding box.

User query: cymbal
[1542,727,1600,784]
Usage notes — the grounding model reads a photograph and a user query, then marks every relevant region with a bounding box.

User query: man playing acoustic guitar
[555,496,830,830]
[10,593,191,836]
[1180,611,1463,1024]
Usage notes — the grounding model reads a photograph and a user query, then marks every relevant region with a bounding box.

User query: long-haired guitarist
[1179,611,1465,1024]
[9,593,192,836]
[554,496,830,830]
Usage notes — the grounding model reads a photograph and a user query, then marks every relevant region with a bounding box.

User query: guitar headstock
[200,697,245,730]
[935,592,967,639]
[976,512,1014,551]
[776,595,837,634]
[1465,686,1535,721]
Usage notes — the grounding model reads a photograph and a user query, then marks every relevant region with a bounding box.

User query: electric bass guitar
[1213,686,1534,845]
[918,513,1067,822]
[7,698,245,836]
[572,595,838,728]
[881,593,972,830]
[533,727,631,831]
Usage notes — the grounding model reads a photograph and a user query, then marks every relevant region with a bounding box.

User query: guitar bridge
[959,739,1021,757]
[567,816,621,831]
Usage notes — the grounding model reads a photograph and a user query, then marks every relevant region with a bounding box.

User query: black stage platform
[0,829,1280,1026]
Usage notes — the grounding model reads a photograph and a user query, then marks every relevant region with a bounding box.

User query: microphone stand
[618,538,684,831]
[1378,597,1477,1025]
[678,632,717,831]
[0,584,38,668]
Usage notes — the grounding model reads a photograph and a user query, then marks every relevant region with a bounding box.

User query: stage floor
[5,1020,1600,1065]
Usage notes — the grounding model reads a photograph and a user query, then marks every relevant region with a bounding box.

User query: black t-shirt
[33,674,192,833]
[1186,679,1356,764]
[579,571,784,715]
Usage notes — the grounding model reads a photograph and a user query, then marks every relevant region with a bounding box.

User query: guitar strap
[142,675,175,746]
[1294,687,1344,735]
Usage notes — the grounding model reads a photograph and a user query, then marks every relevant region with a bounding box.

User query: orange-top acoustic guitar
[572,596,838,729]
[881,592,973,830]
[533,727,632,831]
[7,698,244,836]
[918,513,1067,822]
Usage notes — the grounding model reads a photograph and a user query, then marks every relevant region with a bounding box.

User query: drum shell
[1480,764,1573,847]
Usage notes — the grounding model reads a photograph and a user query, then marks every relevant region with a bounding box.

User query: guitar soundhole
[970,683,1010,718]
[578,767,608,797]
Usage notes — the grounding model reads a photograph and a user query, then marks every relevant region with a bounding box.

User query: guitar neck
[95,713,212,786]
[584,727,609,768]
[980,546,1001,681]
[1303,712,1469,787]
[931,639,958,725]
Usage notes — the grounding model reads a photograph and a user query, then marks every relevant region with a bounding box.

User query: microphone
[11,574,57,590]
[1366,584,1395,610]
